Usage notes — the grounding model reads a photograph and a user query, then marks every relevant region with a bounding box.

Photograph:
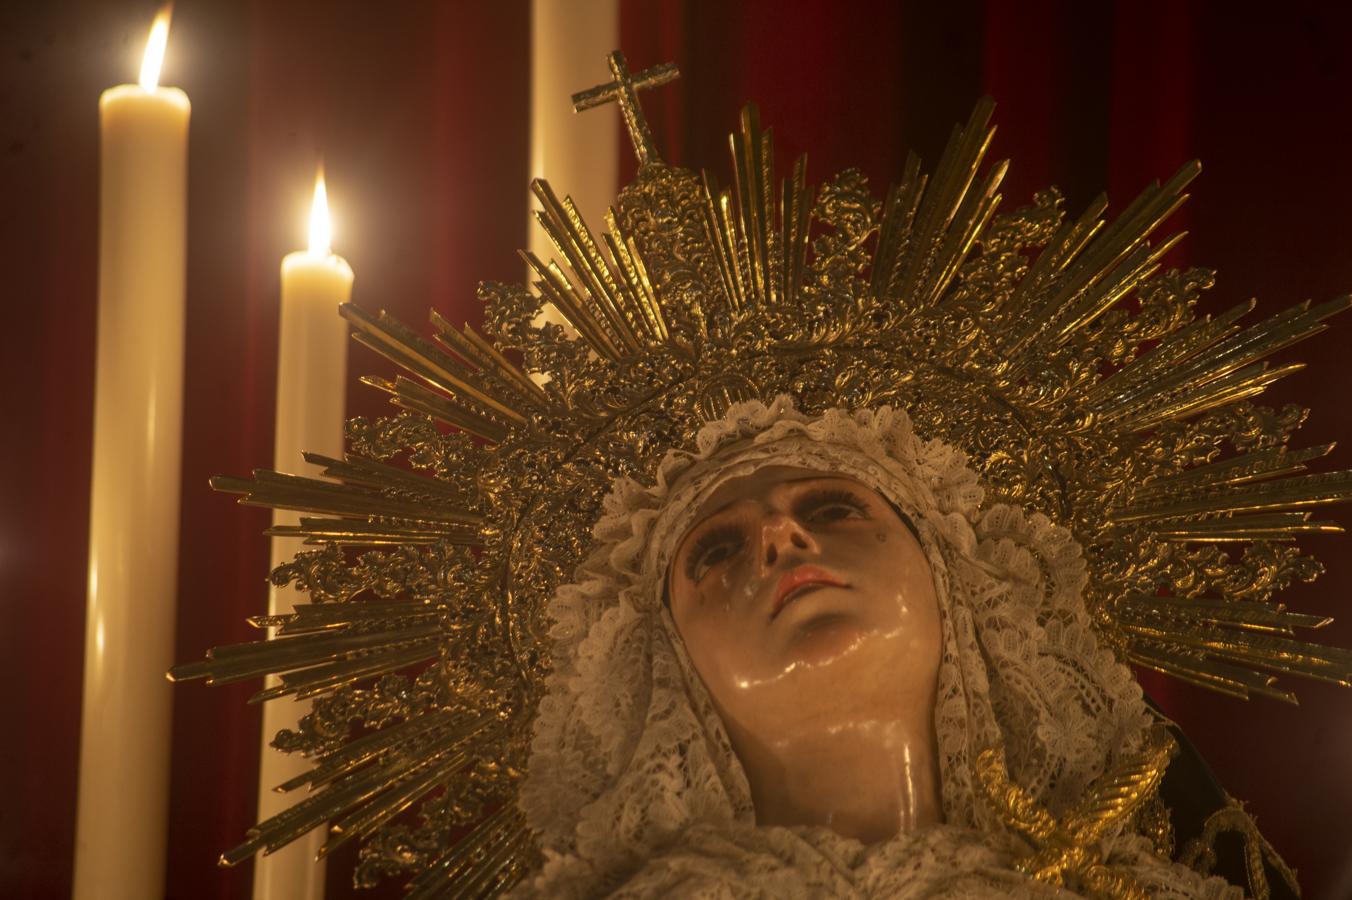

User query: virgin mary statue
[176,53,1348,899]
[518,396,1244,898]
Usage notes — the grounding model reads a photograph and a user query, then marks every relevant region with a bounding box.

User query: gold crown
[173,51,1352,896]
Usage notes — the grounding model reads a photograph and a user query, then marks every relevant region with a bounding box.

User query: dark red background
[4,2,1351,897]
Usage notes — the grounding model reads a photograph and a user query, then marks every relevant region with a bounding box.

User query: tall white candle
[253,169,352,900]
[73,9,190,900]
[528,0,618,342]
[529,0,618,259]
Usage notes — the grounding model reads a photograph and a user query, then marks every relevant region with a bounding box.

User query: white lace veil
[514,397,1229,898]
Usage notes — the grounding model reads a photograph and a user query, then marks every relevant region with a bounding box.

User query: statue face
[667,465,943,732]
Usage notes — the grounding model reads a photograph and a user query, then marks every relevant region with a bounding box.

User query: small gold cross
[571,51,679,168]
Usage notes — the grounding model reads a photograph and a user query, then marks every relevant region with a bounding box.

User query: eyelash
[685,525,743,582]
[683,488,870,582]
[803,489,870,523]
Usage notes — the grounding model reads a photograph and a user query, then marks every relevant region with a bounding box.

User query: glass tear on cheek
[876,532,887,542]
[718,569,737,612]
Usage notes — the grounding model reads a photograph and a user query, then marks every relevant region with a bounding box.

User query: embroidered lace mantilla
[514,397,1240,899]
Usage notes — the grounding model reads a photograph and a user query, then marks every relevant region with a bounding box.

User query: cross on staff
[571,51,679,168]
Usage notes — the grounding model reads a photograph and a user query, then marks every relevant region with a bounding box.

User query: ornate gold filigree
[1180,795,1301,900]
[1133,791,1175,861]
[171,52,1352,893]
[975,729,1177,899]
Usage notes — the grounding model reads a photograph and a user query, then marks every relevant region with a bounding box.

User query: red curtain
[5,2,1352,898]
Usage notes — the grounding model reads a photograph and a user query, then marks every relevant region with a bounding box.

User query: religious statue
[174,53,1352,898]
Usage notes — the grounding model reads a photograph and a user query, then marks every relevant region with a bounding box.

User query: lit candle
[254,168,352,900]
[73,8,190,899]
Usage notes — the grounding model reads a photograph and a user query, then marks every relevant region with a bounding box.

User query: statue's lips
[770,565,847,620]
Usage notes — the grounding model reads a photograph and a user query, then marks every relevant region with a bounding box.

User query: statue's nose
[759,513,814,569]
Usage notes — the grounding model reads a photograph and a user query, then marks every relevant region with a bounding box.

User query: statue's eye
[687,527,745,582]
[801,489,868,524]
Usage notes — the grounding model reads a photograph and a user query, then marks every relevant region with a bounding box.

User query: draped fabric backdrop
[3,2,1351,898]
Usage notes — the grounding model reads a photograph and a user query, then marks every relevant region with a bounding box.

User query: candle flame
[309,168,332,256]
[138,7,173,91]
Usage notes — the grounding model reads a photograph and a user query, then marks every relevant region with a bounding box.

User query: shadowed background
[3,1,1351,897]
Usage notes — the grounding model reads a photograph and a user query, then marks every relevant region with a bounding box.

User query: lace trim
[521,824,1242,899]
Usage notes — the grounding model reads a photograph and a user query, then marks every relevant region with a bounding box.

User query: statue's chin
[777,611,874,670]
[743,616,937,712]
[749,612,896,689]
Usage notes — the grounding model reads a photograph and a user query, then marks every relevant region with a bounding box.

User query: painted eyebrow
[693,475,850,524]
